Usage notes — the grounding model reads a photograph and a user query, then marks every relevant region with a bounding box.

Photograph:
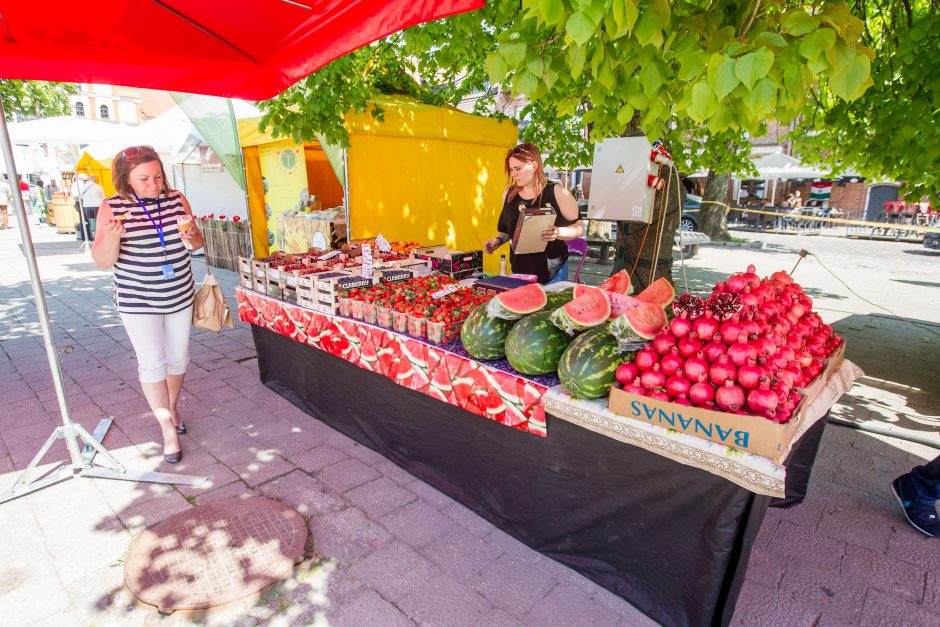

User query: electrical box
[587,136,658,223]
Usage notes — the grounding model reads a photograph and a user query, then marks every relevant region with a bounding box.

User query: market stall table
[236,287,852,627]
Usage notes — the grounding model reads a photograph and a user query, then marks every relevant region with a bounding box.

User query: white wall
[176,164,247,219]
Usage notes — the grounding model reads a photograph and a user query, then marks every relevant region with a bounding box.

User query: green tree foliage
[0,80,77,120]
[793,1,940,200]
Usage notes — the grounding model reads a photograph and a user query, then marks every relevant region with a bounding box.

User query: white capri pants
[120,306,193,383]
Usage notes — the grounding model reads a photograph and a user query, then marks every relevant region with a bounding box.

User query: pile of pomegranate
[615,266,842,424]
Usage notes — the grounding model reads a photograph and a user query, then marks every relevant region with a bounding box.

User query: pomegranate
[672,396,693,407]
[665,375,692,398]
[634,348,660,372]
[747,380,779,414]
[669,316,693,339]
[648,389,672,402]
[651,333,677,356]
[771,270,792,285]
[701,341,726,364]
[742,266,761,289]
[683,356,709,382]
[737,362,765,390]
[615,362,640,386]
[719,320,744,344]
[689,381,716,406]
[740,290,758,309]
[692,316,719,341]
[622,383,647,396]
[640,365,666,390]
[660,350,685,376]
[708,355,737,386]
[715,380,746,411]
[725,274,747,294]
[677,336,704,359]
[727,334,757,367]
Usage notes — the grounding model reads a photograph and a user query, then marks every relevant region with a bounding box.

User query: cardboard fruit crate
[608,386,813,462]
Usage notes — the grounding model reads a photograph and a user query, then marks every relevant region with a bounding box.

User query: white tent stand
[0,99,206,505]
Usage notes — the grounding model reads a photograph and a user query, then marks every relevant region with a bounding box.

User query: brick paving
[0,213,938,625]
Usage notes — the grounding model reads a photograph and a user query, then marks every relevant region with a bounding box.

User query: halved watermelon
[624,302,668,339]
[599,270,632,294]
[635,277,676,308]
[487,283,547,320]
[608,292,646,319]
[550,287,612,334]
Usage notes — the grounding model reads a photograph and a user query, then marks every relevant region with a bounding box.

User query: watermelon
[505,311,573,375]
[608,292,645,319]
[635,277,675,307]
[550,287,612,334]
[461,303,517,361]
[558,326,637,399]
[487,283,547,320]
[599,269,632,295]
[540,288,575,311]
[608,302,668,341]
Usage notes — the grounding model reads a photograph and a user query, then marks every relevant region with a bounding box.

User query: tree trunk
[611,161,682,293]
[699,170,732,241]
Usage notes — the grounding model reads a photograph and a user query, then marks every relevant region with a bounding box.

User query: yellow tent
[74,151,117,197]
[238,95,518,273]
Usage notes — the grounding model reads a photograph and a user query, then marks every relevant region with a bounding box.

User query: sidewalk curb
[702,241,764,250]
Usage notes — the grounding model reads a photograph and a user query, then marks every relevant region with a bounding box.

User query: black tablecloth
[252,325,824,627]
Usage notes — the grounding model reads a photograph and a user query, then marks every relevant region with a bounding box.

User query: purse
[192,272,234,332]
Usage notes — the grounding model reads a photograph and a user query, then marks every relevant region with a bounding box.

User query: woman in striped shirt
[92,146,204,464]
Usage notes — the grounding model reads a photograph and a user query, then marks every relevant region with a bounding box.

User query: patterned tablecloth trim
[236,288,548,436]
[544,360,862,496]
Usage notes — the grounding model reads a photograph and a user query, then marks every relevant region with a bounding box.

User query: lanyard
[133,193,166,251]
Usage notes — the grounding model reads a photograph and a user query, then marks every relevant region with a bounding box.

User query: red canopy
[0,0,483,100]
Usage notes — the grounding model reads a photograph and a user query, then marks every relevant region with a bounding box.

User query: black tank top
[496,183,578,283]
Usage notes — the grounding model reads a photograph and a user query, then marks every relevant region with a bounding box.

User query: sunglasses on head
[120,145,156,160]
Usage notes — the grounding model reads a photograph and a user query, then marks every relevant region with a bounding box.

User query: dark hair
[111,146,172,199]
[504,143,548,201]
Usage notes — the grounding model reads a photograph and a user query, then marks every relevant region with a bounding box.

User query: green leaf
[829,53,871,101]
[689,80,719,122]
[611,0,625,31]
[706,105,735,133]
[485,53,509,83]
[617,103,635,127]
[598,61,616,90]
[734,49,774,90]
[540,0,565,25]
[755,32,787,49]
[649,0,671,27]
[782,11,819,36]
[566,12,596,46]
[622,1,639,34]
[707,54,739,100]
[677,49,706,82]
[799,28,836,63]
[500,42,527,67]
[742,76,777,118]
[566,45,587,77]
[514,71,539,97]
[633,12,663,47]
[639,62,664,96]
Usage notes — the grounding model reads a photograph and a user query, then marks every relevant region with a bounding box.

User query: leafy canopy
[259,1,872,179]
[0,80,78,120]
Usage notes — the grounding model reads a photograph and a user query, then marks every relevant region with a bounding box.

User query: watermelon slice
[487,283,547,320]
[635,277,676,308]
[599,269,632,295]
[609,302,668,340]
[608,292,647,319]
[550,287,612,334]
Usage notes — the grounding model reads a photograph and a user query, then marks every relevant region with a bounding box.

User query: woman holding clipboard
[484,144,582,284]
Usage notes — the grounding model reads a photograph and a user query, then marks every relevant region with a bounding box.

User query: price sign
[318,250,341,260]
[375,233,392,253]
[360,243,373,278]
[431,285,460,300]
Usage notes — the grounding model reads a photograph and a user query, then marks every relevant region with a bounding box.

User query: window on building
[99,104,110,119]
[74,102,85,117]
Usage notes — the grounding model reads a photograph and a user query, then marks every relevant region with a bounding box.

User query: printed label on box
[336,276,372,291]
[432,285,460,299]
[360,243,373,278]
[375,233,392,253]
[379,270,413,284]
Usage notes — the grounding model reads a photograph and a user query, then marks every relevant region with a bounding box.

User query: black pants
[910,454,940,500]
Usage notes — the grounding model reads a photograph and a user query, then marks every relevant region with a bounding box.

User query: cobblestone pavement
[1,215,938,626]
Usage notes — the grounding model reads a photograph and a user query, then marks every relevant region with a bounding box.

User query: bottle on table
[498,254,508,276]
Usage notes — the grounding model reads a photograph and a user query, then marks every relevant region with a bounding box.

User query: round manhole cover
[125,496,307,612]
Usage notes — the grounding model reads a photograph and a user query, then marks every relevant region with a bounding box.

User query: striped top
[110,192,195,315]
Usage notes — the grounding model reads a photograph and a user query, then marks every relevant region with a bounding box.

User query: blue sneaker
[891,475,940,537]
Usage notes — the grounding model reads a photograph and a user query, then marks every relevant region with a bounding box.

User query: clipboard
[511,206,557,254]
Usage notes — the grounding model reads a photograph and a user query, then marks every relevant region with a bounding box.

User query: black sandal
[164,450,182,464]
[175,423,187,435]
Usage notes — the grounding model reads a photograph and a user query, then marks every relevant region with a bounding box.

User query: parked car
[680,194,702,231]
[925,231,940,251]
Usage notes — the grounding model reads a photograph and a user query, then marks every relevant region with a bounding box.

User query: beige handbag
[192,273,234,332]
